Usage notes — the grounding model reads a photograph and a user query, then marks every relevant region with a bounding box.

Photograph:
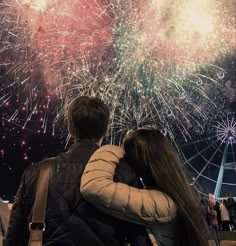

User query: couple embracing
[6,96,208,246]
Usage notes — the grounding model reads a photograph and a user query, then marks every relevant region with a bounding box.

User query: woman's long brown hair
[124,129,209,246]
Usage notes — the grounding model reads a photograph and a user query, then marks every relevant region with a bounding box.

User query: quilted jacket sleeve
[5,170,30,246]
[81,145,177,226]
[5,164,39,246]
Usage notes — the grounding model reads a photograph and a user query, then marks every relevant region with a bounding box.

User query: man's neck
[75,137,103,147]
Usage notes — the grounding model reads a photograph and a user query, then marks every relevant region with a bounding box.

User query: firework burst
[0,0,235,142]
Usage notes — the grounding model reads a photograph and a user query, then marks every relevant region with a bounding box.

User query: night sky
[0,0,236,201]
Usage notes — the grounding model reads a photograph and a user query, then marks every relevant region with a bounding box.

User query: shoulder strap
[28,161,51,246]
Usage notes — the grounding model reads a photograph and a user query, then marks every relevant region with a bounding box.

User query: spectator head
[123,128,194,189]
[65,96,110,142]
[222,199,227,206]
[208,193,216,206]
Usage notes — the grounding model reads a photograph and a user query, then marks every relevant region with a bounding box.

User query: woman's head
[123,128,165,164]
[123,128,183,188]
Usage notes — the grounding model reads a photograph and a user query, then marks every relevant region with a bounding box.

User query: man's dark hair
[66,96,110,141]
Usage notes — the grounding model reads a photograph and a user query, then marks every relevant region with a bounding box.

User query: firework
[0,0,235,143]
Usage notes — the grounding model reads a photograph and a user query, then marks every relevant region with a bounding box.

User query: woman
[81,129,208,246]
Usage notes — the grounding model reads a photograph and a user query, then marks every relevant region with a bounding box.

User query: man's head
[66,96,110,142]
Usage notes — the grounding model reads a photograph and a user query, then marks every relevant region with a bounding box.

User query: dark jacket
[6,141,150,246]
[226,197,236,215]
[226,197,236,226]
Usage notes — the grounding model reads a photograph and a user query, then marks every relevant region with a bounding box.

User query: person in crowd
[226,193,236,231]
[6,96,149,246]
[220,199,230,231]
[81,128,209,246]
[209,194,221,230]
[208,206,220,246]
[226,194,235,208]
[0,198,10,246]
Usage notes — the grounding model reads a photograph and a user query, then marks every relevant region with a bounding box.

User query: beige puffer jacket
[81,145,181,245]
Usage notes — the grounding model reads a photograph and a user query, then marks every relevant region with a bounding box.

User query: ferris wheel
[179,116,236,199]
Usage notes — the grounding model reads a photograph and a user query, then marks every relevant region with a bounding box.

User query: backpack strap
[28,161,51,246]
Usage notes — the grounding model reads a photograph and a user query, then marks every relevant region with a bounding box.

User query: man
[6,96,149,245]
